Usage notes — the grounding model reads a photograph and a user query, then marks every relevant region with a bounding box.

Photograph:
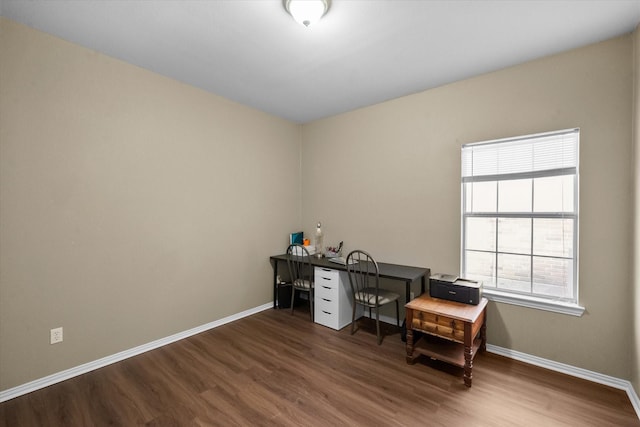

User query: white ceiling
[1,0,640,123]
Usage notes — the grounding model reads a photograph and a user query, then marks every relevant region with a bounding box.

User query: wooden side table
[405,295,488,387]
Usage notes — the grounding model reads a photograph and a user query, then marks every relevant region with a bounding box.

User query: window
[461,128,583,315]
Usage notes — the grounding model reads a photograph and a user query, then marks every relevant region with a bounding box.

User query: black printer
[430,274,482,305]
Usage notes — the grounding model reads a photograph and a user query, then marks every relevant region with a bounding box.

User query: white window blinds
[462,128,579,180]
[460,128,580,311]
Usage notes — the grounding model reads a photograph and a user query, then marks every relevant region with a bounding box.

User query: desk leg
[405,281,411,304]
[272,261,279,309]
[421,275,426,296]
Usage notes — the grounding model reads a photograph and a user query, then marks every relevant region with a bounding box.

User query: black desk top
[270,253,429,283]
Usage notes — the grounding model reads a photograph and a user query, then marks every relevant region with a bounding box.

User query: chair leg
[395,300,400,327]
[309,290,314,322]
[376,305,382,345]
[351,302,358,335]
[351,302,357,335]
[290,288,295,315]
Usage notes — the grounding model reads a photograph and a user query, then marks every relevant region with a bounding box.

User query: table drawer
[411,312,465,342]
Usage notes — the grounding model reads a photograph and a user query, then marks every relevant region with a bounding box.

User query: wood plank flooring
[1,307,638,426]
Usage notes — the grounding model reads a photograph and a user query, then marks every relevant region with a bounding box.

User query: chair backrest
[346,250,380,305]
[286,244,313,288]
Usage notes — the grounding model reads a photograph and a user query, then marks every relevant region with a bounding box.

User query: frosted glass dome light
[284,0,330,27]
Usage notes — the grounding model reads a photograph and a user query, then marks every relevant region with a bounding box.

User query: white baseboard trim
[0,302,272,403]
[487,344,640,420]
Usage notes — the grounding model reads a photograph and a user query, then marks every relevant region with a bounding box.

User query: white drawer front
[315,280,338,299]
[315,267,339,282]
[315,295,337,313]
[315,307,338,330]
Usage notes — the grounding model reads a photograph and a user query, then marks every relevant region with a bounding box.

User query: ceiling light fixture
[284,0,331,28]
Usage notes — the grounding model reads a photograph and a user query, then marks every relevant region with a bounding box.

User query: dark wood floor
[1,306,638,426]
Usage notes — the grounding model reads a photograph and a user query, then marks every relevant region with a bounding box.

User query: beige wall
[1,16,637,393]
[302,35,634,378]
[0,18,301,390]
[633,25,640,393]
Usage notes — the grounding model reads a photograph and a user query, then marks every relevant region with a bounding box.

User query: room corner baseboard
[630,386,640,420]
[486,344,640,420]
[0,302,272,403]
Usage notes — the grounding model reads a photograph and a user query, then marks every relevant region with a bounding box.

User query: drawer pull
[321,268,332,272]
[322,310,331,315]
[448,290,457,295]
[322,298,331,302]
[322,286,332,290]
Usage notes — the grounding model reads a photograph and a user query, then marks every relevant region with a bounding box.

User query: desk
[269,254,430,309]
[405,295,488,387]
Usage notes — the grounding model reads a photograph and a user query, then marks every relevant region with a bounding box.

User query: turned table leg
[480,312,487,352]
[405,308,416,364]
[464,322,473,387]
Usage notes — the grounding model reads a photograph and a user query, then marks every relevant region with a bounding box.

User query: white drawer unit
[314,267,358,330]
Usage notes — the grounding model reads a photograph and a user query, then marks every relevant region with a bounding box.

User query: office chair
[346,250,400,345]
[286,244,314,321]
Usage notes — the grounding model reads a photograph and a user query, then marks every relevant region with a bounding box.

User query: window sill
[483,289,585,317]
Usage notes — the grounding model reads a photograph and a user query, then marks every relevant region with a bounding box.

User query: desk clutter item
[289,231,304,245]
[328,256,357,266]
[292,245,316,256]
[430,274,482,305]
[314,222,324,258]
[325,241,344,258]
[431,273,458,282]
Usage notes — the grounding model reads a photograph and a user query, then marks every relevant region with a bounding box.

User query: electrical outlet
[50,327,63,344]
[410,292,415,300]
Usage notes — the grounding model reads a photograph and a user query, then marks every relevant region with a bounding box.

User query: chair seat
[355,288,399,306]
[293,278,313,290]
